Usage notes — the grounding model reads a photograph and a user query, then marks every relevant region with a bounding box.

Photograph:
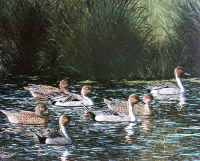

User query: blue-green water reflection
[0,78,200,160]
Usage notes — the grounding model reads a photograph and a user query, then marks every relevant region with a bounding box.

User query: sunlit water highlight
[0,78,200,160]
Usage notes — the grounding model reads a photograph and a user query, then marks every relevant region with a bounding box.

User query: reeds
[0,0,198,80]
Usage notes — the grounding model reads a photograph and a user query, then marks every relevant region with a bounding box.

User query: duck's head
[175,66,184,78]
[35,104,47,114]
[59,79,70,91]
[128,94,140,106]
[175,66,191,78]
[59,114,71,127]
[81,85,93,96]
[143,93,153,104]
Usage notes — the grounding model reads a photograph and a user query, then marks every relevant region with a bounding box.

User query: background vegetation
[0,0,199,80]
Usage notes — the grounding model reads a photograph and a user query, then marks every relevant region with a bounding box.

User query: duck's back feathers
[104,98,152,116]
[24,84,60,98]
[0,108,46,125]
[104,98,127,111]
[48,92,83,103]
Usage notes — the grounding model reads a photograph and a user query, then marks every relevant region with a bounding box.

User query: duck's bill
[184,72,191,76]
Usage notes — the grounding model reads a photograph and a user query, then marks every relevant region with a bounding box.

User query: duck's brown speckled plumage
[24,79,70,99]
[104,93,153,116]
[0,104,47,125]
[88,94,138,122]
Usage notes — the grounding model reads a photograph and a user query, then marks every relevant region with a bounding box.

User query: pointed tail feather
[103,98,112,105]
[29,129,46,144]
[0,110,8,115]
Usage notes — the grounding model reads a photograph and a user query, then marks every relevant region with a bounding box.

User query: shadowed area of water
[0,78,200,160]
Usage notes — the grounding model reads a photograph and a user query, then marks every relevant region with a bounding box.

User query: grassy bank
[0,0,199,80]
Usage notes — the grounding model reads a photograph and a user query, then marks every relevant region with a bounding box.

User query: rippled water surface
[0,78,200,160]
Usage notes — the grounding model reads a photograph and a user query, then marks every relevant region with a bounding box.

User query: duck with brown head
[24,79,70,99]
[84,94,138,122]
[150,66,190,101]
[104,93,153,116]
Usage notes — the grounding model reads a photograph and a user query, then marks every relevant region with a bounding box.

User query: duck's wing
[30,129,47,144]
[48,92,83,103]
[104,98,128,115]
[35,128,71,145]
[92,109,119,116]
[19,110,35,116]
[150,82,177,90]
[24,84,59,97]
[30,127,61,144]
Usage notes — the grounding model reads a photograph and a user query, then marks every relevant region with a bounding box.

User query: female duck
[32,114,72,145]
[51,85,94,107]
[0,104,47,125]
[24,79,70,99]
[84,94,138,122]
[104,93,153,116]
[150,66,189,98]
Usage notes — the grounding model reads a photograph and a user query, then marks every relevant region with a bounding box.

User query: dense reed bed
[0,0,199,80]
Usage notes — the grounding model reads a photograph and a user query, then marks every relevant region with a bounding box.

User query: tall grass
[174,0,200,75]
[0,0,198,80]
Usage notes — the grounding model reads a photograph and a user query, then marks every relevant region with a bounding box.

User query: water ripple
[0,80,200,160]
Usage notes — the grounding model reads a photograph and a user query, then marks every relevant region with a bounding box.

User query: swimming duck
[150,66,190,99]
[24,79,70,99]
[51,85,94,107]
[31,114,72,145]
[0,104,47,125]
[83,94,138,122]
[104,93,153,116]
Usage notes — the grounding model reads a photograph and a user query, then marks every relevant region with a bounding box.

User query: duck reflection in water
[138,116,153,134]
[176,93,187,111]
[124,116,153,143]
[157,93,187,111]
[124,122,137,143]
[60,149,72,161]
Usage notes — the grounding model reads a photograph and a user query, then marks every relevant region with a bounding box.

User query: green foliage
[0,0,198,80]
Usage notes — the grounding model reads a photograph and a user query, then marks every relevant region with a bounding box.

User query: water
[0,78,200,160]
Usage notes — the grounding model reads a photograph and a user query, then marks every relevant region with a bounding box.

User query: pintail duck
[51,85,94,107]
[0,104,47,125]
[150,66,190,99]
[24,79,70,99]
[31,114,72,145]
[104,93,153,116]
[83,94,138,122]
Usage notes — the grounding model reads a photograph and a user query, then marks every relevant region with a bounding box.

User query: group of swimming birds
[0,66,188,145]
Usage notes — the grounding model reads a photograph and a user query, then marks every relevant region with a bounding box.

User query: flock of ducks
[0,66,188,145]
